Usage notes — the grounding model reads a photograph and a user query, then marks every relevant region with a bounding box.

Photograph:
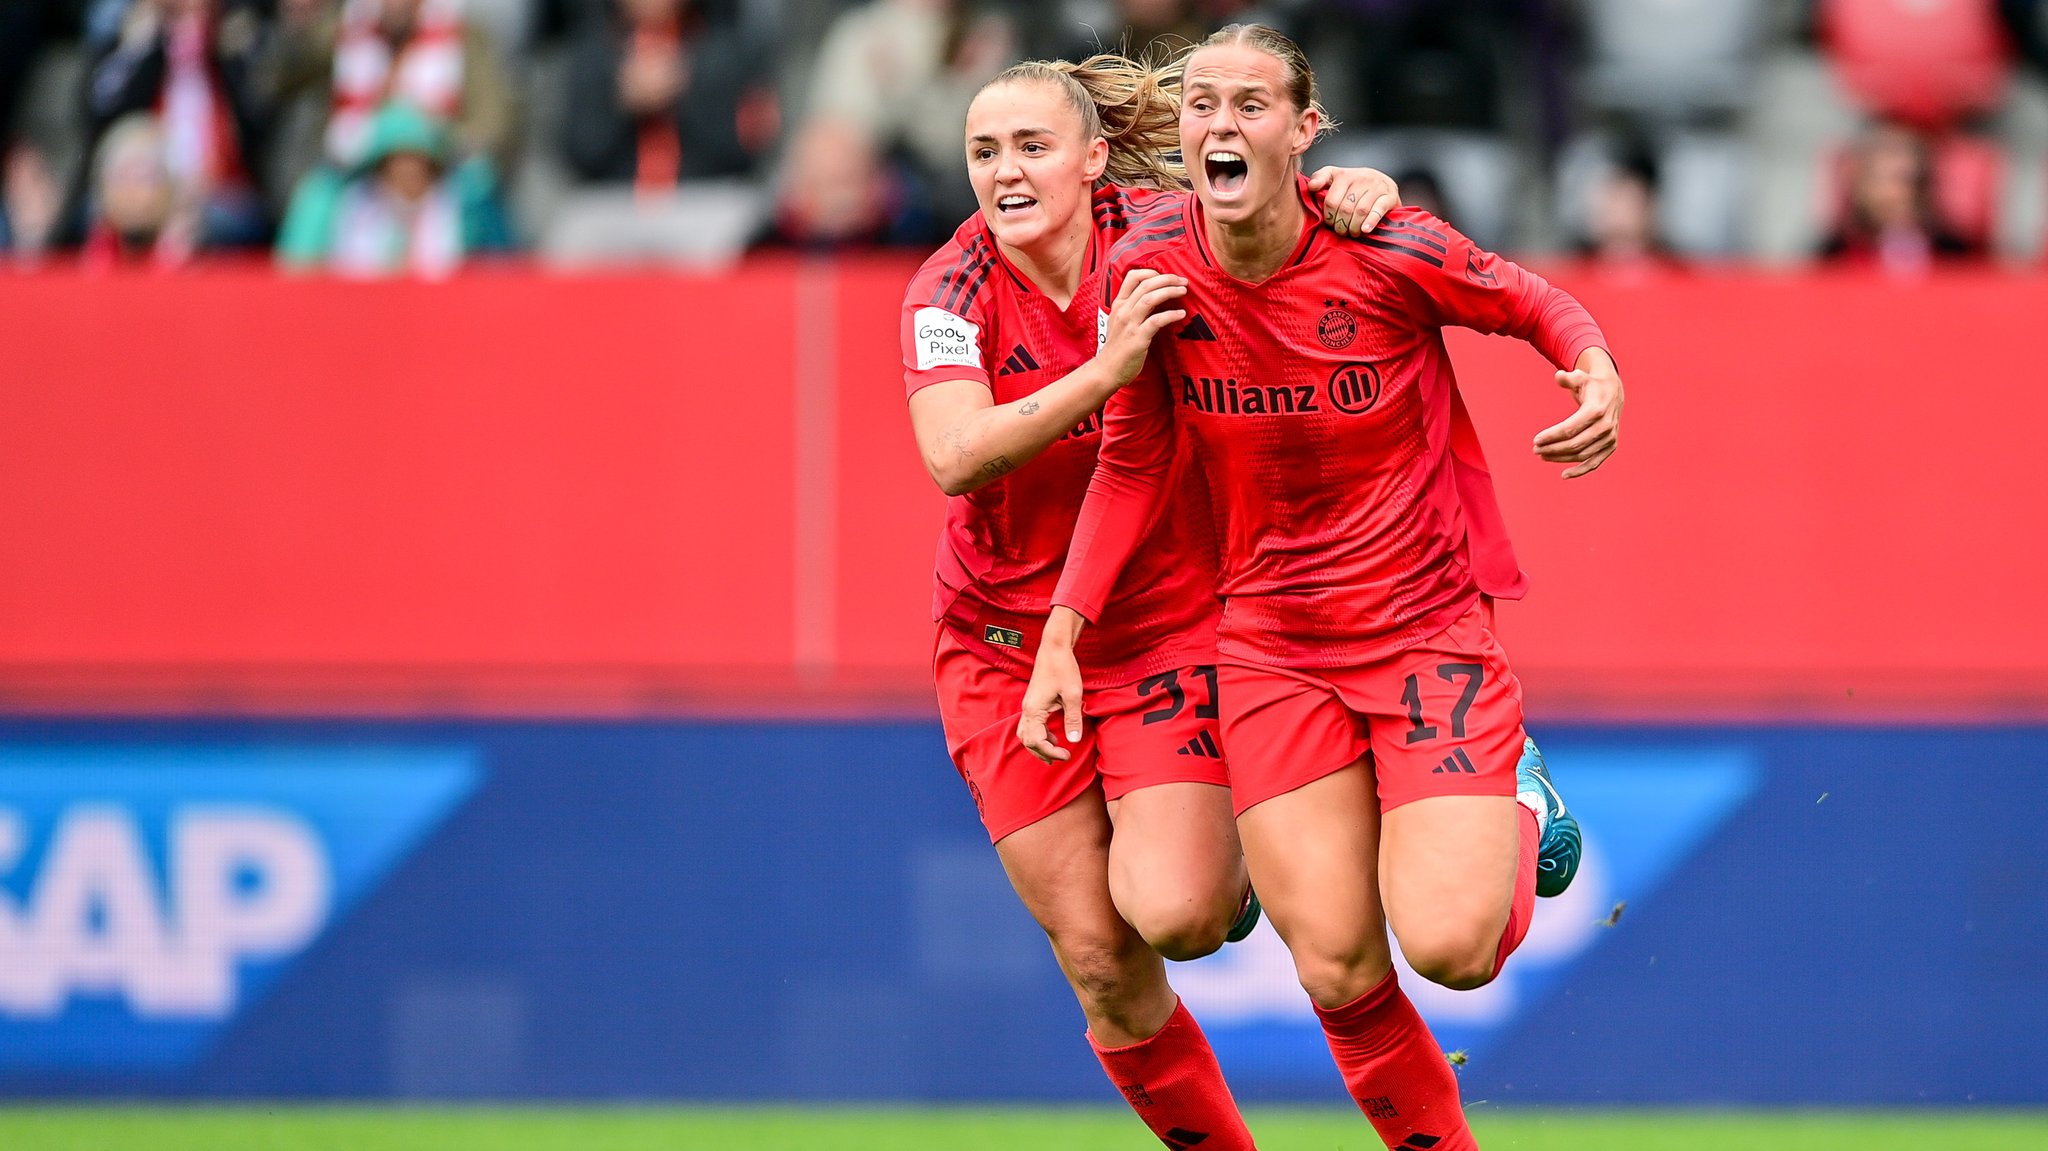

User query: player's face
[1180,45,1320,227]
[964,81,1109,252]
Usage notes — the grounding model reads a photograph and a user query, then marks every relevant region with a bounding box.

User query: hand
[1096,268,1187,386]
[1308,166,1400,237]
[1534,348,1623,478]
[1017,641,1086,764]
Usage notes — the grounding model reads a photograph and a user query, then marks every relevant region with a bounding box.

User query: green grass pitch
[2,1108,2044,1150]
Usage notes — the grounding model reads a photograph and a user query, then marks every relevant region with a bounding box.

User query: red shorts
[934,626,1232,843]
[1218,600,1527,817]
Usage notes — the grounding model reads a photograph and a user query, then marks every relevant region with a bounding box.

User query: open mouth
[1205,151,1249,196]
[996,194,1038,215]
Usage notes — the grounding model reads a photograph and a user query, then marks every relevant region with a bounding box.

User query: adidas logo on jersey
[997,344,1041,375]
[1176,731,1222,758]
[1177,314,1218,341]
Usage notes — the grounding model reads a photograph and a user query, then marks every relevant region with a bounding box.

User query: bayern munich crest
[1317,306,1357,350]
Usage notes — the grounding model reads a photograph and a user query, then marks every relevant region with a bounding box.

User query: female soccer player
[1019,27,1624,1151]
[901,55,1400,1150]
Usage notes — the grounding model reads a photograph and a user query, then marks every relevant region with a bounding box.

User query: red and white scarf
[326,0,466,165]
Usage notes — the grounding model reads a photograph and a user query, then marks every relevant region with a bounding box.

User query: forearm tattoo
[979,455,1017,479]
[1019,400,1041,416]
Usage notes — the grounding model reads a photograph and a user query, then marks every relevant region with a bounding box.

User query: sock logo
[1175,731,1222,759]
[1162,1129,1211,1150]
[998,344,1041,376]
[1120,1083,1153,1107]
[1362,1096,1399,1120]
[1397,1136,1442,1149]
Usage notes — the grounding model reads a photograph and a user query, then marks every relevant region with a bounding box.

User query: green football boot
[1517,736,1582,898]
[1226,883,1262,943]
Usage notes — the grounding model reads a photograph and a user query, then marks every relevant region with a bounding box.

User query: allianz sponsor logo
[0,804,329,1020]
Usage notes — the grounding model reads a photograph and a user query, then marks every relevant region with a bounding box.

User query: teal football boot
[1226,884,1262,943]
[1517,736,1582,898]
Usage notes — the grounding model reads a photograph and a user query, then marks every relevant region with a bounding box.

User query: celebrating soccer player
[901,54,1401,1150]
[1018,26,1624,1151]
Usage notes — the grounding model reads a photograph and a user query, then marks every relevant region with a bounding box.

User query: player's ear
[1084,135,1110,184]
[1290,107,1320,158]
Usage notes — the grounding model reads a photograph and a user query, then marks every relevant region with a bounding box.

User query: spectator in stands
[765,115,929,248]
[275,99,510,275]
[802,0,1018,226]
[62,0,276,250]
[271,0,517,177]
[560,0,778,192]
[1820,121,1978,276]
[2,142,63,262]
[1582,148,1678,278]
[80,112,189,266]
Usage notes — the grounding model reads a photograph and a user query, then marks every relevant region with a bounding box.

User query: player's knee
[1401,928,1501,992]
[1055,934,1154,1018]
[1290,937,1393,1009]
[1131,904,1230,963]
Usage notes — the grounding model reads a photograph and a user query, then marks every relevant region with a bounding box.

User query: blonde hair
[983,55,1186,190]
[1186,23,1335,140]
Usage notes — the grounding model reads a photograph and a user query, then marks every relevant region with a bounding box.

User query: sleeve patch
[1097,310,1110,351]
[912,306,983,372]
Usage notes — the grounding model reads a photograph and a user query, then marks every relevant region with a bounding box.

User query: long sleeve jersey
[900,185,1221,687]
[1054,184,1610,669]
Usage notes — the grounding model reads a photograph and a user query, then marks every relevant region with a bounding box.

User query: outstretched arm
[1389,209,1624,478]
[908,269,1188,496]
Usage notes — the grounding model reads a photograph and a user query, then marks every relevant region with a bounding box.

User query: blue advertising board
[0,718,2041,1104]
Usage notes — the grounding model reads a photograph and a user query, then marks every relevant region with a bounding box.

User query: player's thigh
[1348,605,1527,973]
[1219,663,1389,1005]
[995,787,1167,1017]
[1235,759,1392,1007]
[935,628,1101,843]
[1091,665,1242,955]
[1102,781,1243,959]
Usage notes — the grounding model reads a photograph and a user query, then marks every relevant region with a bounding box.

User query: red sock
[1314,970,1476,1151]
[1492,804,1541,978]
[1090,998,1256,1150]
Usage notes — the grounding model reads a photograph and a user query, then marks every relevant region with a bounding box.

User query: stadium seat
[1821,0,2014,129]
[541,182,768,269]
[1578,0,1769,122]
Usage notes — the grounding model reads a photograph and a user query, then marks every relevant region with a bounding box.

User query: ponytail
[985,55,1187,190]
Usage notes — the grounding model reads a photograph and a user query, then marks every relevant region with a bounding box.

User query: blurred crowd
[2,0,2046,276]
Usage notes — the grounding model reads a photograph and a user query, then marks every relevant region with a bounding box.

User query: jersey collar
[1189,174,1323,281]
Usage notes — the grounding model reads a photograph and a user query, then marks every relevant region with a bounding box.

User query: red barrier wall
[3,262,2043,718]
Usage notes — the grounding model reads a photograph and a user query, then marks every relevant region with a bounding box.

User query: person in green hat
[276,100,510,276]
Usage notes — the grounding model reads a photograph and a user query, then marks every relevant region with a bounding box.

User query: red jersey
[1055,186,1610,669]
[901,185,1220,688]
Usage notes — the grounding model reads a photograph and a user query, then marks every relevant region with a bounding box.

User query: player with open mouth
[900,52,1402,1151]
[1019,25,1623,1151]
